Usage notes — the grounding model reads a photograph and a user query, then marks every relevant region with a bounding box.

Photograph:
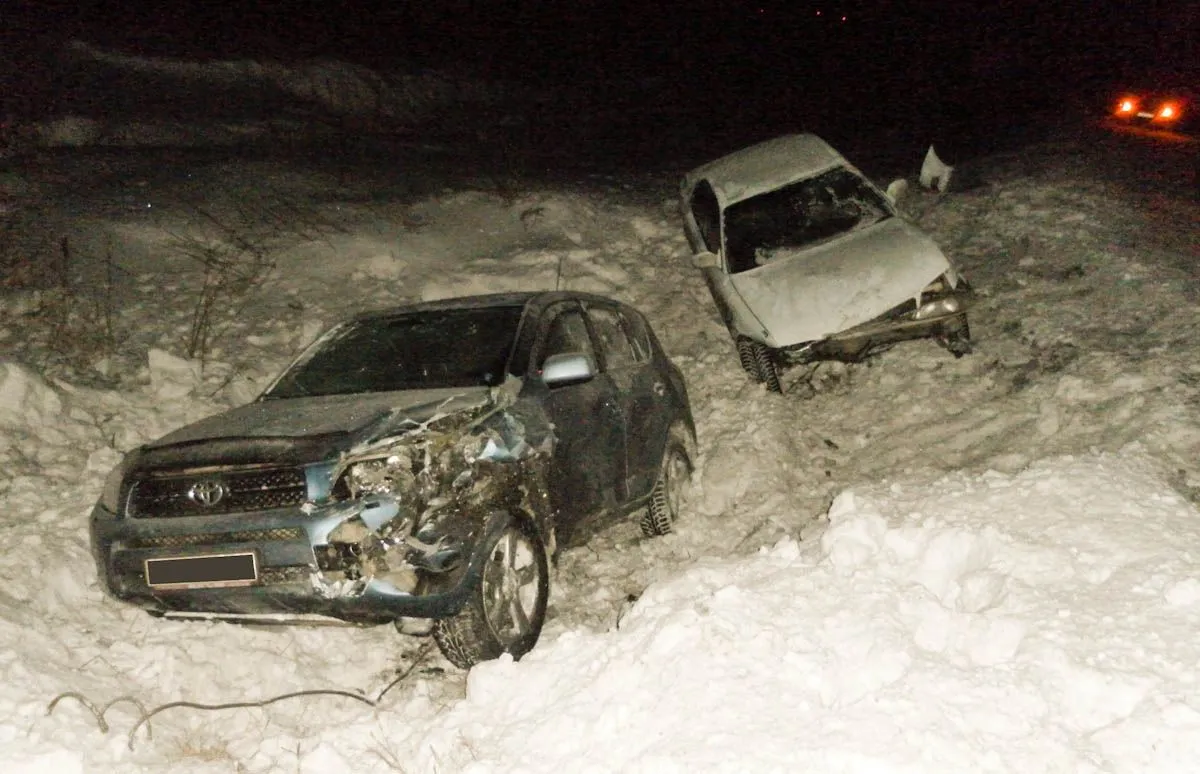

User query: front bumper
[778,287,973,363]
[89,501,507,623]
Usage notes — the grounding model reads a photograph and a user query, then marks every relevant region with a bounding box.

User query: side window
[536,309,593,370]
[622,309,653,363]
[588,305,641,370]
[689,181,721,254]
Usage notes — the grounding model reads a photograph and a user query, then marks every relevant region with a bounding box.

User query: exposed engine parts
[308,402,554,599]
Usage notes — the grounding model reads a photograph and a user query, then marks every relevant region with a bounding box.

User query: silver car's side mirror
[885,178,909,203]
[691,251,721,270]
[541,352,596,386]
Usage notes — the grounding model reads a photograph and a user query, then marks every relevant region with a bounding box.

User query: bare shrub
[163,732,243,768]
[0,233,123,377]
[168,226,275,361]
[0,202,63,290]
[38,239,121,369]
[167,190,346,361]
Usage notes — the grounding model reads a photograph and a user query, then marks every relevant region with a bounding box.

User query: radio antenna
[554,252,567,291]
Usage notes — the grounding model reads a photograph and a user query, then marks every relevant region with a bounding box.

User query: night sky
[2,0,1195,151]
[6,0,1191,74]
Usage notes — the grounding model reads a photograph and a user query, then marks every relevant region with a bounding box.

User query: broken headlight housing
[340,448,420,499]
[98,456,131,514]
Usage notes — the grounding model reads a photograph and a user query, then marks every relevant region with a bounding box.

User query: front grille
[127,527,307,549]
[127,466,308,519]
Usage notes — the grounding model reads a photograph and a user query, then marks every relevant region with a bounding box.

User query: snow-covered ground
[1,73,1199,771]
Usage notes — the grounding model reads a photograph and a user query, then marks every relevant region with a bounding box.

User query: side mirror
[691,251,721,270]
[885,178,909,203]
[541,352,596,387]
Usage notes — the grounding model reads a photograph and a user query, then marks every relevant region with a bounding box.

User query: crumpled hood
[729,218,951,347]
[142,387,495,466]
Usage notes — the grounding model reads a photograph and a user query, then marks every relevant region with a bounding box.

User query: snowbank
[373,450,1200,773]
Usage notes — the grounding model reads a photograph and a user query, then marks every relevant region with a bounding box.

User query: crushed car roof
[681,134,847,207]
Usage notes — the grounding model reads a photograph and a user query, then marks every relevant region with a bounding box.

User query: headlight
[914,297,961,320]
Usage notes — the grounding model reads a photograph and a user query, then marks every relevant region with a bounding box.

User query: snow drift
[16,42,530,150]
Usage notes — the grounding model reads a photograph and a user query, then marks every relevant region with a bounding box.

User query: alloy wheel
[480,527,545,646]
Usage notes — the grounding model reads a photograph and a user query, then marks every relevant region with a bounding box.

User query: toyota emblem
[187,480,228,508]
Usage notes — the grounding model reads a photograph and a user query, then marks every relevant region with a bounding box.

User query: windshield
[264,305,525,398]
[724,166,893,274]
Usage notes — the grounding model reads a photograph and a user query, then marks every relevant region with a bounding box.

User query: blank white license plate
[145,552,259,589]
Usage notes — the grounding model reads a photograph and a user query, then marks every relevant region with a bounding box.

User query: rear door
[530,302,627,546]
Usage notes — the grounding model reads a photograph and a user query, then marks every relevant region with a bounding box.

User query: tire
[751,342,783,393]
[943,319,972,358]
[736,336,760,379]
[736,337,783,393]
[432,515,549,670]
[640,426,694,537]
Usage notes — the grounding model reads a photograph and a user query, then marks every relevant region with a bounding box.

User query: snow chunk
[919,145,954,192]
[1164,578,1200,607]
[0,361,63,428]
[821,491,888,572]
[147,348,202,400]
[353,252,406,280]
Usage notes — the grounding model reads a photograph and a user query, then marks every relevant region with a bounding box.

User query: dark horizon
[5,1,1193,75]
[2,0,1195,169]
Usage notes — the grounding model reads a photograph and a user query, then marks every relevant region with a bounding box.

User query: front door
[531,303,626,547]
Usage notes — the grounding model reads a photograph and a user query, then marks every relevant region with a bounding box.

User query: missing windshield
[724,166,892,274]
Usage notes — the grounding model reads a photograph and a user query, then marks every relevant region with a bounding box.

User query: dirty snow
[2,55,1200,773]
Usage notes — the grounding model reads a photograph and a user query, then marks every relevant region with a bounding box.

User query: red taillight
[1116,97,1138,115]
[1155,102,1180,121]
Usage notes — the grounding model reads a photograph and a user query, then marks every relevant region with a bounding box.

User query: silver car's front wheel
[736,337,783,393]
[736,336,760,378]
[941,318,972,358]
[432,515,549,669]
[751,341,783,393]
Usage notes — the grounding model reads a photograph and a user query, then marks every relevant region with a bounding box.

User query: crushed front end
[90,402,554,625]
[780,274,974,364]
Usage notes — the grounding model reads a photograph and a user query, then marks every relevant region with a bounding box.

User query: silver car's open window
[264,305,525,398]
[723,166,893,274]
[688,180,721,255]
